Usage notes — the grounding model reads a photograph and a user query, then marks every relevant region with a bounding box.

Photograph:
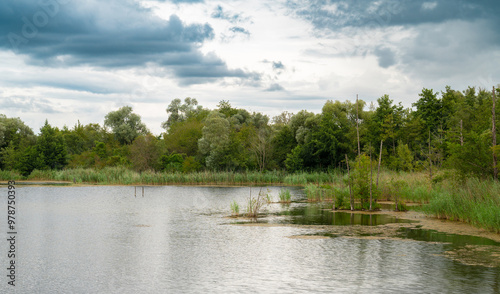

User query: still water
[0,186,498,293]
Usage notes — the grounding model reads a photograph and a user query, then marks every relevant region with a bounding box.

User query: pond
[0,186,498,293]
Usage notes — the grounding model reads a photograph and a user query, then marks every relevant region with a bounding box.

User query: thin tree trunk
[369,143,373,211]
[429,129,433,182]
[377,140,383,187]
[346,154,353,211]
[460,119,463,146]
[356,94,360,156]
[493,86,498,181]
[332,174,336,210]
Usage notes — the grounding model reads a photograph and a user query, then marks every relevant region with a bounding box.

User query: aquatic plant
[246,188,268,218]
[278,188,292,203]
[230,200,240,217]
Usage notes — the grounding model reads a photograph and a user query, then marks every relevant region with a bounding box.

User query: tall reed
[0,170,23,181]
[422,178,500,232]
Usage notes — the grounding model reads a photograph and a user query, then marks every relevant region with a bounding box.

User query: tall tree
[198,112,231,170]
[130,134,161,172]
[37,120,68,170]
[413,88,442,133]
[104,106,149,145]
[162,97,205,131]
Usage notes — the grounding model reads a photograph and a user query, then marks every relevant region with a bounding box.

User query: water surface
[0,186,498,293]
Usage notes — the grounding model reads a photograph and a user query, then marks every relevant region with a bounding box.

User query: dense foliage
[0,87,498,180]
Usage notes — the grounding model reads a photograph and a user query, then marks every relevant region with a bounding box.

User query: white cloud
[422,2,438,10]
[0,0,499,135]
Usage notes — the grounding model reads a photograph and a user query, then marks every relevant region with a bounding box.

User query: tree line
[0,86,499,179]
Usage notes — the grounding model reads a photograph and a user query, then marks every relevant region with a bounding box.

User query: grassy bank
[421,178,500,233]
[0,167,337,186]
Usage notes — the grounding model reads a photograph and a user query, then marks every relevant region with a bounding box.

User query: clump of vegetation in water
[278,188,292,203]
[230,200,240,217]
[349,154,380,210]
[246,188,268,218]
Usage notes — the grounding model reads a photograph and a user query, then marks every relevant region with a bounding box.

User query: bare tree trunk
[429,129,433,182]
[460,119,463,146]
[493,86,498,181]
[369,143,373,211]
[356,94,360,156]
[346,154,354,211]
[377,140,383,187]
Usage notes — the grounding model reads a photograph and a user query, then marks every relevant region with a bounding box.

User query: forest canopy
[1,86,499,180]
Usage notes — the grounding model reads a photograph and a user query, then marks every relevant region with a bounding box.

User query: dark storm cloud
[286,0,500,31]
[0,0,257,84]
[373,47,396,68]
[288,0,500,81]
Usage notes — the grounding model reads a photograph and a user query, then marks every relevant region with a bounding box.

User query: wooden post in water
[493,86,498,181]
[142,186,144,197]
[346,154,354,211]
[134,186,136,197]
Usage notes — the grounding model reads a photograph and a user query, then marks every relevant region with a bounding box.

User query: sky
[1,0,499,135]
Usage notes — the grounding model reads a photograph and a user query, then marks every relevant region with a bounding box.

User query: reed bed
[11,168,338,186]
[0,169,23,181]
[422,178,500,232]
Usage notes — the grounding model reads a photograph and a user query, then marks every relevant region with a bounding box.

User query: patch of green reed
[27,169,57,180]
[230,200,240,216]
[0,170,24,181]
[304,184,336,202]
[278,188,292,203]
[422,178,500,233]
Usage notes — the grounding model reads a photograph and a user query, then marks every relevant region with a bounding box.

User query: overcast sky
[1,0,499,135]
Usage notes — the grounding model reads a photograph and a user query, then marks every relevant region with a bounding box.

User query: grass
[1,167,341,186]
[230,200,240,217]
[0,170,23,181]
[421,178,500,233]
[278,188,292,203]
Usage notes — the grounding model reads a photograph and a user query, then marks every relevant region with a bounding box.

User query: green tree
[198,112,231,170]
[350,154,378,209]
[104,106,149,145]
[0,115,35,150]
[164,119,204,156]
[270,125,296,169]
[162,97,205,130]
[395,142,414,171]
[18,146,45,177]
[37,121,68,170]
[413,88,442,133]
[130,134,161,172]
